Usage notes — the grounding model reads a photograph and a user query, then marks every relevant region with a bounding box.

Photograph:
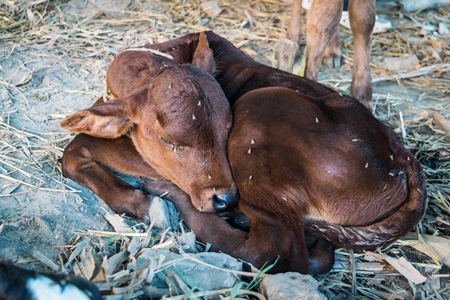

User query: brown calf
[60,40,239,220]
[140,31,426,274]
[287,0,376,109]
[61,31,426,275]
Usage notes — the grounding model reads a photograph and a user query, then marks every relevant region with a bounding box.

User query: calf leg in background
[304,0,342,80]
[61,134,162,221]
[348,0,375,109]
[286,0,304,44]
[144,180,312,274]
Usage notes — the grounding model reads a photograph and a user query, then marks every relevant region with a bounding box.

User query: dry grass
[1,0,450,299]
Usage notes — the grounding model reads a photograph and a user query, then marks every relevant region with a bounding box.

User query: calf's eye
[160,136,183,153]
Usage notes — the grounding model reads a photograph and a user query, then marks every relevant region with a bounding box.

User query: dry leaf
[2,183,20,195]
[76,248,97,280]
[432,112,450,135]
[365,252,427,284]
[165,270,191,294]
[403,110,429,123]
[64,237,91,269]
[26,9,37,26]
[32,250,60,272]
[375,291,404,300]
[127,236,141,257]
[429,36,443,52]
[103,250,130,276]
[241,48,258,57]
[102,208,134,233]
[408,234,450,267]
[3,0,18,10]
[436,216,450,227]
[107,269,131,282]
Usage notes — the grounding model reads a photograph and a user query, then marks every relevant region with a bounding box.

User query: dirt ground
[1,0,450,298]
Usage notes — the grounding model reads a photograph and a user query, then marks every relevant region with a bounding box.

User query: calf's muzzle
[211,189,239,212]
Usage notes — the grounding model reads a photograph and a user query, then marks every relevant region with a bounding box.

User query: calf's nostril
[211,192,239,212]
[212,194,228,212]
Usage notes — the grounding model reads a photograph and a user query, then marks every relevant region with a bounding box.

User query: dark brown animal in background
[60,31,426,275]
[287,0,376,109]
[60,41,239,221]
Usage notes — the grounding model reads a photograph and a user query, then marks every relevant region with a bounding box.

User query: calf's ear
[192,32,215,74]
[60,99,134,139]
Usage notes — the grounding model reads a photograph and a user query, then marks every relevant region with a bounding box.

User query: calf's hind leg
[61,134,163,220]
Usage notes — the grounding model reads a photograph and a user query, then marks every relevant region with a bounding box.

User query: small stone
[439,22,449,36]
[137,249,242,291]
[260,272,326,300]
[201,1,222,17]
[382,54,420,72]
[199,17,210,26]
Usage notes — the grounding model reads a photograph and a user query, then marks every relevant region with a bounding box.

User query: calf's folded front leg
[144,180,316,274]
[61,134,163,221]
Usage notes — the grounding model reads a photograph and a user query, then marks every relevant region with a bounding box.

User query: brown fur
[287,0,376,109]
[61,31,426,275]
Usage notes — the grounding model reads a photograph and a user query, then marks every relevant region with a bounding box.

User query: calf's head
[61,34,238,213]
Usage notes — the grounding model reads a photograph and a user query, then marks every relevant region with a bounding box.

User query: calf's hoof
[322,40,341,69]
[350,81,373,111]
[322,52,341,69]
[306,236,335,275]
[147,196,179,230]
